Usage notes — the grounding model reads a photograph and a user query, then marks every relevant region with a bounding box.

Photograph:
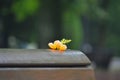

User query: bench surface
[0,49,91,67]
[0,49,95,80]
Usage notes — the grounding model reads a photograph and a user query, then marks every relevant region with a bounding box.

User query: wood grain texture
[0,49,91,67]
[0,68,95,80]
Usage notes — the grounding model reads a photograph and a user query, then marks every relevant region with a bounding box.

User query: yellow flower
[48,38,71,51]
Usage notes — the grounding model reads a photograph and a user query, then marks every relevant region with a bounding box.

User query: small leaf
[61,38,72,44]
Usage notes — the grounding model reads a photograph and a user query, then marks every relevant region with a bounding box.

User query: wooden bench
[0,49,95,80]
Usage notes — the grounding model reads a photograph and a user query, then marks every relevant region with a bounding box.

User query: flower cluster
[48,39,71,51]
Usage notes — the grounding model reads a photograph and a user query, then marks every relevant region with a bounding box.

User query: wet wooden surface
[0,68,95,80]
[0,49,91,67]
[0,49,95,80]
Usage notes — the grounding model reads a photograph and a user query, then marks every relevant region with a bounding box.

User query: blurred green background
[0,0,120,69]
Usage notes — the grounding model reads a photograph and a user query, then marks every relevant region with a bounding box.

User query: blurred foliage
[106,0,120,56]
[0,0,120,56]
[12,0,40,21]
[61,0,101,49]
[61,0,120,55]
[62,10,83,49]
[61,0,85,49]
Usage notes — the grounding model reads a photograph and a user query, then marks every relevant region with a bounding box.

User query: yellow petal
[54,40,62,49]
[48,43,56,49]
[59,44,67,51]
